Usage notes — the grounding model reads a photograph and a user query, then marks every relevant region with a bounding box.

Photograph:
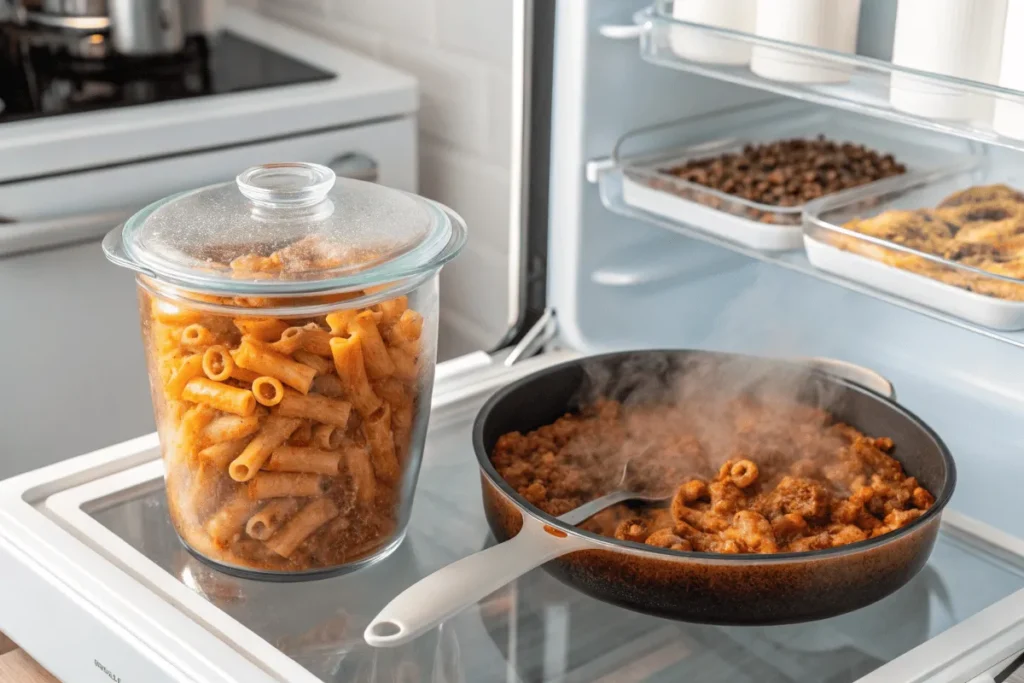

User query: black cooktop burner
[0,27,336,123]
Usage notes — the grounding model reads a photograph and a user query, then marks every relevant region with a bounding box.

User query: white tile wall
[419,139,510,255]
[380,42,491,156]
[244,0,515,360]
[436,0,513,65]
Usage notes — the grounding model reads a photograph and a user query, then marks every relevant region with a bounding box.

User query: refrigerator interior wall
[547,0,1024,539]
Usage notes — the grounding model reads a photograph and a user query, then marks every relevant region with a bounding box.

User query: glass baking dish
[616,100,976,252]
[804,165,1024,330]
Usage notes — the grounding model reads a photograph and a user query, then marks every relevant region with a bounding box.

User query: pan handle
[365,514,590,648]
[797,357,896,401]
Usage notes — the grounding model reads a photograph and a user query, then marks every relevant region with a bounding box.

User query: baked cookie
[841,186,1024,300]
[952,222,1024,249]
[937,184,1024,208]
[942,240,1004,263]
[943,200,1022,224]
[846,209,958,255]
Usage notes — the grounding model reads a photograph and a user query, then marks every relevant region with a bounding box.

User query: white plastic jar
[750,0,862,84]
[670,0,757,66]
[993,0,1024,138]
[890,0,1007,121]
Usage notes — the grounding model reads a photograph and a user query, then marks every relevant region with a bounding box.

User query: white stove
[0,7,416,183]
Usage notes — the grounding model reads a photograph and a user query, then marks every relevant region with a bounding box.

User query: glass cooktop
[0,28,335,123]
[85,413,1024,683]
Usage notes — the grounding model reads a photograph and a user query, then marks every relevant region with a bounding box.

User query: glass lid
[104,163,463,294]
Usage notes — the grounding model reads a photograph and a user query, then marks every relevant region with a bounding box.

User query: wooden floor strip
[0,649,59,683]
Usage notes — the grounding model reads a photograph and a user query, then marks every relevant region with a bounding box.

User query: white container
[993,0,1024,139]
[803,236,1024,330]
[669,0,757,66]
[621,171,805,252]
[802,164,1024,331]
[750,0,862,84]
[613,99,973,254]
[890,0,1007,121]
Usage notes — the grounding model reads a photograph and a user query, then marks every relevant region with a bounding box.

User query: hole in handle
[366,620,404,644]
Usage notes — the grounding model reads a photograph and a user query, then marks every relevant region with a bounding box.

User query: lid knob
[236,163,336,208]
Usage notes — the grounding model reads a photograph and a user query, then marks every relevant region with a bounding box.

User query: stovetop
[0,27,335,123]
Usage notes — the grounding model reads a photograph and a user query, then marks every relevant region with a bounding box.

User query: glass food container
[803,167,1024,330]
[102,162,467,579]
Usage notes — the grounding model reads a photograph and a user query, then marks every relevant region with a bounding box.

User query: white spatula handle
[365,514,589,648]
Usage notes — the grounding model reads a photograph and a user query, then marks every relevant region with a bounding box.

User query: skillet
[366,350,955,647]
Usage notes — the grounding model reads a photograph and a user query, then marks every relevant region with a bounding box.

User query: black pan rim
[472,348,957,565]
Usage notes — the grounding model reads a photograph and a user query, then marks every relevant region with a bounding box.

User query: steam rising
[568,351,857,498]
[578,261,846,420]
[572,267,854,487]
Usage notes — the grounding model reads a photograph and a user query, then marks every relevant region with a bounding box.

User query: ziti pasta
[141,278,430,573]
[105,162,465,576]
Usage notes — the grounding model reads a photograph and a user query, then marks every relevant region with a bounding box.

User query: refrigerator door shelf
[636,1,1024,152]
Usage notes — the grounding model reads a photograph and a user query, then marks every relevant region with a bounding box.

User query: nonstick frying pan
[365,351,955,648]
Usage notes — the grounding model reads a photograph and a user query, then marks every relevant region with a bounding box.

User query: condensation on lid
[114,163,455,292]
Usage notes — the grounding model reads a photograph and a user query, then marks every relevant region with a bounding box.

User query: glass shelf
[83,406,1024,683]
[635,1,1024,152]
[596,165,1024,351]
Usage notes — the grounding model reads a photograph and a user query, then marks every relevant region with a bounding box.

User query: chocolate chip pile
[654,136,907,225]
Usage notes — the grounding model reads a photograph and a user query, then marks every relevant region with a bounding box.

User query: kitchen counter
[0,632,57,683]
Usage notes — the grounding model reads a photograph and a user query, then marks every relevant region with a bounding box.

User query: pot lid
[106,162,463,293]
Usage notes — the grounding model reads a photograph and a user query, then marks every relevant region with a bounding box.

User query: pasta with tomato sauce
[491,396,934,555]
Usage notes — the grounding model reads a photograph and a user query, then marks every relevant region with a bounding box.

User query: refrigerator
[3,1,1024,681]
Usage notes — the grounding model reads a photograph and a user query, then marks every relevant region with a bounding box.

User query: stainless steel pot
[109,0,184,55]
[180,0,224,39]
[41,0,107,15]
[22,0,111,33]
